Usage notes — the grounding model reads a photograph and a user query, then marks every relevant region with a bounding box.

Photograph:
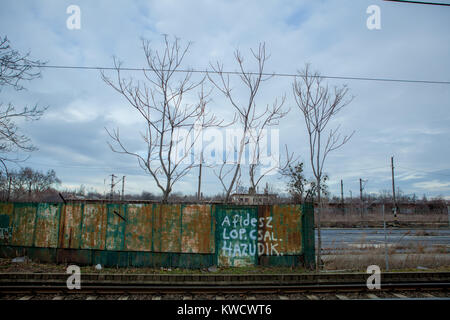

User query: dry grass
[0,258,309,274]
[321,238,450,271]
[317,208,449,228]
[323,253,450,271]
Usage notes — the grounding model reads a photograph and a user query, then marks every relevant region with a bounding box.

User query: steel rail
[0,282,449,295]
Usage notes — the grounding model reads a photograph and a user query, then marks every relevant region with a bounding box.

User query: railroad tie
[215,296,225,300]
[86,296,98,300]
[422,293,435,298]
[392,293,408,299]
[278,295,289,300]
[118,296,129,300]
[367,293,380,299]
[18,296,33,300]
[306,295,319,300]
[52,296,65,300]
[183,296,192,300]
[152,296,162,300]
[335,295,350,300]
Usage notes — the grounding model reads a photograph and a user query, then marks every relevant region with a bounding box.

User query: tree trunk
[224,163,240,204]
[316,175,322,272]
[162,189,169,203]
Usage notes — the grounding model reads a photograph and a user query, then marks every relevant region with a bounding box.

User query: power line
[36,64,450,85]
[24,160,139,170]
[384,0,450,6]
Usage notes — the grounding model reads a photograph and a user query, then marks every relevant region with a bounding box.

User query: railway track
[0,271,449,297]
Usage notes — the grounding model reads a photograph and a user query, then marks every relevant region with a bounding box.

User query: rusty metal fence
[0,202,314,269]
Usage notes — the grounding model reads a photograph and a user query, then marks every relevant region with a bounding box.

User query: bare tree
[0,36,46,174]
[101,36,219,203]
[208,43,286,203]
[194,85,230,201]
[248,97,288,192]
[1,167,61,201]
[292,64,354,271]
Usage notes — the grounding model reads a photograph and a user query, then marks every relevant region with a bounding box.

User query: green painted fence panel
[34,203,60,248]
[125,204,152,251]
[59,203,83,249]
[11,203,37,247]
[301,203,315,269]
[105,204,127,251]
[215,205,258,267]
[0,203,13,245]
[0,202,315,269]
[81,203,107,250]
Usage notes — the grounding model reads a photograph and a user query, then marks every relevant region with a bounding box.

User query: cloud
[413,180,450,191]
[0,0,449,198]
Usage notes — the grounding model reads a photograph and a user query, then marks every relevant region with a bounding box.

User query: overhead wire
[36,64,450,85]
[384,0,450,6]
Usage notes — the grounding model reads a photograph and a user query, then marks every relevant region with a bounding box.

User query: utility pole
[391,156,397,220]
[447,205,450,228]
[121,176,125,201]
[360,178,363,223]
[110,174,117,200]
[349,190,353,215]
[197,152,203,201]
[360,178,368,227]
[382,204,389,271]
[340,179,345,214]
[7,176,11,202]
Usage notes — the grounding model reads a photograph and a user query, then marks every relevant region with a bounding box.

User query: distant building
[230,184,278,205]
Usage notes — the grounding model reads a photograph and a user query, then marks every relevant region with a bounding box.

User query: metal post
[391,156,397,221]
[7,176,11,201]
[447,205,450,229]
[382,204,389,271]
[110,174,116,200]
[121,176,125,201]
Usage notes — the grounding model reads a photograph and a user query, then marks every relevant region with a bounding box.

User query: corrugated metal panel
[0,202,14,244]
[0,201,315,269]
[11,203,36,247]
[125,204,152,251]
[105,204,126,251]
[81,203,107,250]
[34,203,60,248]
[301,203,315,269]
[215,205,258,267]
[181,204,214,254]
[270,204,302,255]
[153,204,182,253]
[59,203,83,249]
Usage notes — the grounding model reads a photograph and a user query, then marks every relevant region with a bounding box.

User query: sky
[0,0,449,199]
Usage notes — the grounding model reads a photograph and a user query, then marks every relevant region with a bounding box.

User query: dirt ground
[1,257,449,274]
